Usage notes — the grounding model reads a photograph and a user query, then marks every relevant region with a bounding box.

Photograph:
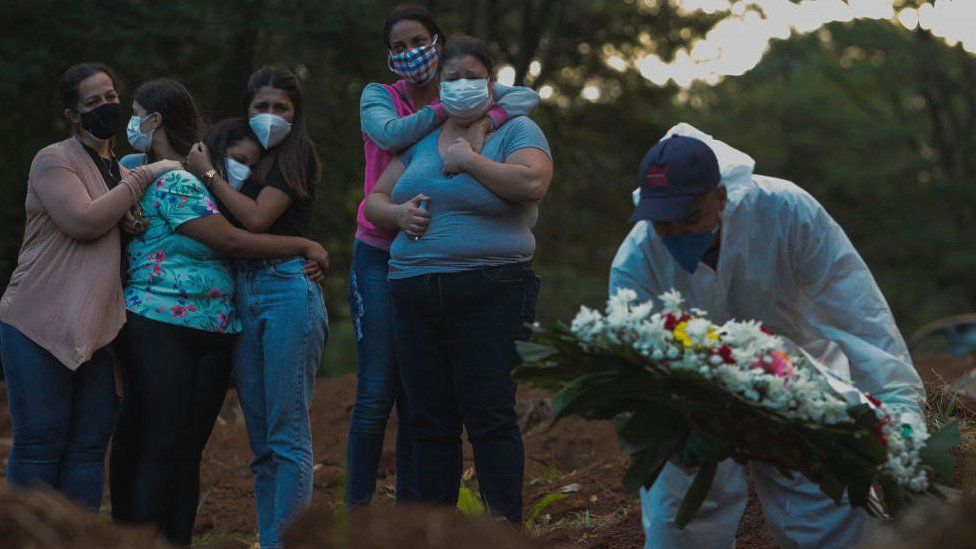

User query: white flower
[608,288,639,313]
[683,318,714,347]
[659,289,684,313]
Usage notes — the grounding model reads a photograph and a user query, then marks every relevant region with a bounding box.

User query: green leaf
[456,486,486,516]
[516,340,558,363]
[526,492,569,525]
[674,431,732,469]
[818,471,845,505]
[675,461,718,529]
[920,421,961,477]
[616,408,685,452]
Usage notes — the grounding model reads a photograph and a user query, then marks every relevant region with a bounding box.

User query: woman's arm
[32,159,180,240]
[488,84,541,128]
[442,138,553,204]
[361,83,446,152]
[177,214,329,275]
[363,158,430,238]
[185,143,291,233]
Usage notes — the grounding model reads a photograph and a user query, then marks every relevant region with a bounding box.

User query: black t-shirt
[230,157,316,238]
[81,142,122,188]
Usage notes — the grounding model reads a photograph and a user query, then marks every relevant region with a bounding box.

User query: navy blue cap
[630,135,721,223]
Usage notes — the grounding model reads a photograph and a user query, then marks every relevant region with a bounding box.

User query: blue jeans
[390,262,540,522]
[233,257,328,549]
[0,322,118,510]
[345,239,415,506]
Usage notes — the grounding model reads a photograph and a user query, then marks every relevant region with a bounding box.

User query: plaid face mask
[388,35,439,85]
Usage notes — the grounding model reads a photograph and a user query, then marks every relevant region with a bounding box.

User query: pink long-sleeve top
[356,79,541,250]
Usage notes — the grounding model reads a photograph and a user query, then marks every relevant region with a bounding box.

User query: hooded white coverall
[609,123,926,549]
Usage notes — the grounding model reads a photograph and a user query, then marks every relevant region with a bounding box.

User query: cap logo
[646,165,669,187]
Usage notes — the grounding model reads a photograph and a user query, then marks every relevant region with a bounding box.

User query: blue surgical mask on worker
[439,78,491,118]
[225,158,251,191]
[126,114,155,152]
[661,229,717,274]
[249,113,292,149]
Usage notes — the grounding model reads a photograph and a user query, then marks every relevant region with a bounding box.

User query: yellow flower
[673,320,719,350]
[673,321,693,348]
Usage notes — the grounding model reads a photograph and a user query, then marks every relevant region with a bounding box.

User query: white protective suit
[609,123,926,549]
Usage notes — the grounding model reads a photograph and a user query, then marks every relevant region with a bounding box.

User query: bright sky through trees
[495,0,976,97]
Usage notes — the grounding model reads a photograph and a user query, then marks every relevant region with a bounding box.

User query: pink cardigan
[0,137,153,369]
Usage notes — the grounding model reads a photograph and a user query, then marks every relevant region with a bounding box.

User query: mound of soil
[0,488,172,549]
[283,505,542,549]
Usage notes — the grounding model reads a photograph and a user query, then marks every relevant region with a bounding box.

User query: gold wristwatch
[203,169,217,186]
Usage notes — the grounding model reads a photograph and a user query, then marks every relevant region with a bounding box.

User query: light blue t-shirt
[119,153,147,170]
[388,116,551,280]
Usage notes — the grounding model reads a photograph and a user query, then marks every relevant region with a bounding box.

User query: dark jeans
[345,239,415,506]
[390,262,540,522]
[0,322,118,510]
[110,312,234,546]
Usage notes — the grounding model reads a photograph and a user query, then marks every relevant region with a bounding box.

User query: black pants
[390,262,540,522]
[110,312,234,545]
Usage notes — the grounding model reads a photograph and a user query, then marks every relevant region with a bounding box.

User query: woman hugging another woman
[109,77,327,546]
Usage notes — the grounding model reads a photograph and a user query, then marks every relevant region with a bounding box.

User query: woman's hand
[146,159,183,179]
[302,260,325,281]
[442,138,476,175]
[301,241,330,277]
[121,204,148,235]
[464,117,492,154]
[185,142,215,179]
[396,194,430,238]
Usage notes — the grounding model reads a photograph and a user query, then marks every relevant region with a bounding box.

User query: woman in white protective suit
[609,123,926,549]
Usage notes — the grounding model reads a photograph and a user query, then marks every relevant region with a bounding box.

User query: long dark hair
[383,3,443,48]
[203,118,257,181]
[245,66,319,200]
[134,78,205,160]
[60,62,118,111]
[439,35,494,76]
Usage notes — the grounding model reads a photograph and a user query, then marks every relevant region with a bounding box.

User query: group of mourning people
[0,4,552,548]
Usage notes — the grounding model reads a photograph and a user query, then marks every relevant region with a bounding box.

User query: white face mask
[249,113,292,149]
[225,158,251,191]
[439,78,491,118]
[126,114,155,152]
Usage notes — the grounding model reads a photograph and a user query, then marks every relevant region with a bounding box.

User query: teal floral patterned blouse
[124,169,240,333]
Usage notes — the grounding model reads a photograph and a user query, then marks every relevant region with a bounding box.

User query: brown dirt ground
[0,354,972,548]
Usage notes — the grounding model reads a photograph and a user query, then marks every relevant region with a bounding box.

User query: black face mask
[78,102,121,140]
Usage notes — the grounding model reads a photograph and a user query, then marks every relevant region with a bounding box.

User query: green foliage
[456,485,486,516]
[526,492,569,526]
[921,421,960,478]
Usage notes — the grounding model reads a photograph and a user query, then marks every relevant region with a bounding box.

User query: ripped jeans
[345,239,415,505]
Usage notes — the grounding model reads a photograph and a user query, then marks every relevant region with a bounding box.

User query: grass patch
[527,502,638,538]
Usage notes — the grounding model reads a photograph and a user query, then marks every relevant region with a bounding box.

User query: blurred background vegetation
[0,0,973,375]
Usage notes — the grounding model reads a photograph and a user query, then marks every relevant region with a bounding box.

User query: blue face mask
[249,113,292,149]
[126,114,155,152]
[661,229,717,274]
[225,158,251,191]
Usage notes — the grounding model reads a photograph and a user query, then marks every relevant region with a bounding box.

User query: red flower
[873,415,892,447]
[187,305,198,312]
[717,345,736,364]
[209,289,224,298]
[152,264,162,276]
[664,313,692,331]
[148,250,166,263]
[171,306,187,318]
